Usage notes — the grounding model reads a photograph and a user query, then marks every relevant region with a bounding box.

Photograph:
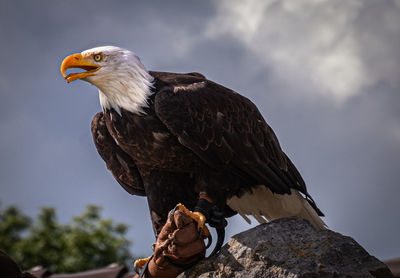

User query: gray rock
[179,217,393,278]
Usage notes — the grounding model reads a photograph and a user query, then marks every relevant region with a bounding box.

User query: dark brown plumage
[91,71,323,233]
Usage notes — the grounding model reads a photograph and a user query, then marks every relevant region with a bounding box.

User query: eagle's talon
[176,203,210,238]
[133,256,152,273]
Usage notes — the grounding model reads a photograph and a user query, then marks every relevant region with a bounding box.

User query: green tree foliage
[0,204,132,273]
[0,205,31,255]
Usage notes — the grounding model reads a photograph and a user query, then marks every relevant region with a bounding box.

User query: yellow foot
[134,255,152,271]
[176,203,210,238]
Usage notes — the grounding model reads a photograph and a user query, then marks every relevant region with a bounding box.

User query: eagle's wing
[154,77,322,215]
[91,112,146,196]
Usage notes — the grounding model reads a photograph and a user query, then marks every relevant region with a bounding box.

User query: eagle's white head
[61,46,154,115]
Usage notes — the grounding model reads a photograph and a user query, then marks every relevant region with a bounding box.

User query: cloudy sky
[1,0,399,261]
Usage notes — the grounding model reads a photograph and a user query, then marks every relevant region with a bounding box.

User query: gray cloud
[204,0,400,104]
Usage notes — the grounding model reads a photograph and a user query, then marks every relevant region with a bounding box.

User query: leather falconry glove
[135,208,206,278]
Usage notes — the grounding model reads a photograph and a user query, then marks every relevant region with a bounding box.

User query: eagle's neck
[96,66,154,116]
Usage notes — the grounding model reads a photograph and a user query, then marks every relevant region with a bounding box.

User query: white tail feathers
[227,186,326,229]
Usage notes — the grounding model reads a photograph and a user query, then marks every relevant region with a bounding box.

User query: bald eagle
[61,46,325,239]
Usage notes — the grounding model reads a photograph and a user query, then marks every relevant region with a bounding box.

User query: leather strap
[138,255,153,278]
[194,197,227,256]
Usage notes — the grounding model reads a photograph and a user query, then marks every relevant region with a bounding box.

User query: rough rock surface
[179,217,393,278]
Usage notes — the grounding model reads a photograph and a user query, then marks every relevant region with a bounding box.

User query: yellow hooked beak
[60,53,100,83]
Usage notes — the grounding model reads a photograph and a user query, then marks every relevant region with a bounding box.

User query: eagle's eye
[93,53,103,62]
